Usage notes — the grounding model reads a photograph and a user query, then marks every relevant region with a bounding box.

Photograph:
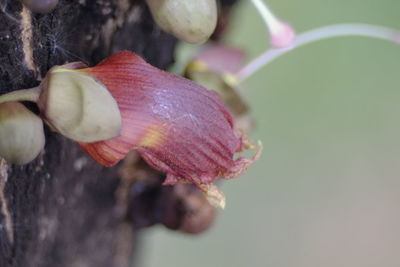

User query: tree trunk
[0,0,236,266]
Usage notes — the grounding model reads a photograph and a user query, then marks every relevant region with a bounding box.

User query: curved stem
[250,0,280,34]
[237,24,400,81]
[0,87,41,104]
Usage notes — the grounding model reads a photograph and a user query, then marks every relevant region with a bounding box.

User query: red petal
[79,51,257,185]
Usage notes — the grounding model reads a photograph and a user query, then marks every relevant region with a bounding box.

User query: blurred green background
[140,1,400,266]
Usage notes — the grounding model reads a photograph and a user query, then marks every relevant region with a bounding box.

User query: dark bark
[0,0,237,266]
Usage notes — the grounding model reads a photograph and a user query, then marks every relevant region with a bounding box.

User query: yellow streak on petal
[51,68,78,73]
[185,60,209,73]
[139,124,166,148]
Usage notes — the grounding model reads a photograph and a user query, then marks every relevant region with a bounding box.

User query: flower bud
[146,0,217,44]
[22,0,59,14]
[39,66,122,143]
[0,102,45,164]
[79,51,261,208]
[250,0,295,48]
[161,184,217,234]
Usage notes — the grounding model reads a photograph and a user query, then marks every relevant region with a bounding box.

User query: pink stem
[237,24,400,82]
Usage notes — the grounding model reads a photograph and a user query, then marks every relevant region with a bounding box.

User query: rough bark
[0,0,237,266]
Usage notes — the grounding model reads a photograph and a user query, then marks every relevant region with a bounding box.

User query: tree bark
[0,0,237,266]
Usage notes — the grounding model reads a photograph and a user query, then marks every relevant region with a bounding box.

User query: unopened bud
[269,22,295,48]
[39,66,122,143]
[250,0,295,48]
[21,0,59,14]
[0,102,45,164]
[146,0,218,44]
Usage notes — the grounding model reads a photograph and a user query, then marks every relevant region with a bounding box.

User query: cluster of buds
[0,60,122,164]
[3,0,395,211]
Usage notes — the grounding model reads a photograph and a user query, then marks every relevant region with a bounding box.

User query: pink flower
[77,51,259,196]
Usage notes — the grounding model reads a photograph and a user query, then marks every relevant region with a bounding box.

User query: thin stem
[250,0,280,34]
[237,24,400,81]
[0,87,41,104]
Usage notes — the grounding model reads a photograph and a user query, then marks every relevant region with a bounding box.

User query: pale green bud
[39,67,122,143]
[146,0,218,44]
[0,102,45,164]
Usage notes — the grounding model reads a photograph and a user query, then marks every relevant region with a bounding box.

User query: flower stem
[0,87,41,104]
[237,23,400,81]
[250,0,280,34]
[249,0,295,48]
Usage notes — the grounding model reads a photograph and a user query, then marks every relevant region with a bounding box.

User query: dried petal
[197,183,226,209]
[79,51,259,188]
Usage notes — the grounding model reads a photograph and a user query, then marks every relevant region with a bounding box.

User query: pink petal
[79,51,258,185]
